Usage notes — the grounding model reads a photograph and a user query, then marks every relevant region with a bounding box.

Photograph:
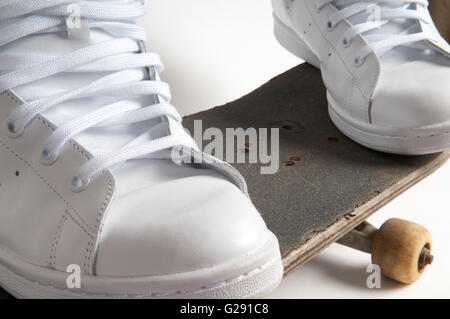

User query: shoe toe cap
[371,60,450,128]
[95,174,272,277]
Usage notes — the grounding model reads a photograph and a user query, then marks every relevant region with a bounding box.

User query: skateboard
[0,65,447,298]
[430,0,450,43]
[183,63,450,284]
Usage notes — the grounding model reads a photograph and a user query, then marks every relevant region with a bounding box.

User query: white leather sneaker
[0,1,282,298]
[272,0,450,154]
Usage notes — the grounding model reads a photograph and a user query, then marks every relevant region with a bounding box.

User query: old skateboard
[183,63,449,284]
[0,65,447,298]
[430,0,450,43]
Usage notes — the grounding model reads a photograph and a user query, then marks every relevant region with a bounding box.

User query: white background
[140,0,450,298]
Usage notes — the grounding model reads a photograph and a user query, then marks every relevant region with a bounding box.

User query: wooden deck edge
[282,151,450,277]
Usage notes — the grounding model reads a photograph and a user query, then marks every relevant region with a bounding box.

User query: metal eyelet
[40,149,59,166]
[342,37,352,48]
[327,21,335,31]
[70,176,90,193]
[4,120,24,138]
[354,56,366,67]
[422,48,433,56]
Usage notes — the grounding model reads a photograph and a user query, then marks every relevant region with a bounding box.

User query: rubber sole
[0,233,283,299]
[273,14,450,155]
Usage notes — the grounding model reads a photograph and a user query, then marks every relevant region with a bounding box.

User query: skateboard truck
[337,219,434,284]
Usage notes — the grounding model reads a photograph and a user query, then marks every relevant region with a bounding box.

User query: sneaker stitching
[1,91,115,275]
[48,211,69,269]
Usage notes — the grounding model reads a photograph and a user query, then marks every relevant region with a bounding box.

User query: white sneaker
[272,0,450,154]
[0,1,282,298]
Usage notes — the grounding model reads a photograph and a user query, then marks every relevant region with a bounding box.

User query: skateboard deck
[183,63,449,278]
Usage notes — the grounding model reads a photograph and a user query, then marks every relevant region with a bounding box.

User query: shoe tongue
[0,2,207,194]
[5,27,169,153]
[2,23,188,190]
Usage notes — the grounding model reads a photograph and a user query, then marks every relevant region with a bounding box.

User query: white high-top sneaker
[272,0,450,154]
[0,1,282,298]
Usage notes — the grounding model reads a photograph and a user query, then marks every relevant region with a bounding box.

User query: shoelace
[0,0,197,191]
[315,0,440,65]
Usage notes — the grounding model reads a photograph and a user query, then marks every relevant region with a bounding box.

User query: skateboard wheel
[371,218,433,284]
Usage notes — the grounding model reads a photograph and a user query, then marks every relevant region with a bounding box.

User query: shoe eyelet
[354,56,366,67]
[327,21,335,31]
[70,176,90,193]
[41,149,59,166]
[4,120,24,138]
[342,37,352,47]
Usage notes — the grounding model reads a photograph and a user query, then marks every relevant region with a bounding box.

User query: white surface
[140,0,450,298]
[140,0,299,116]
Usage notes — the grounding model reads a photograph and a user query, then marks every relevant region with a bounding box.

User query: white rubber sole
[274,15,450,155]
[0,233,283,299]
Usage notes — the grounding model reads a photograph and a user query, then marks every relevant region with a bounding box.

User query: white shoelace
[314,0,440,65]
[0,0,197,191]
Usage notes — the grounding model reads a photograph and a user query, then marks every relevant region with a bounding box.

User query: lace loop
[0,1,196,190]
[315,0,438,60]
